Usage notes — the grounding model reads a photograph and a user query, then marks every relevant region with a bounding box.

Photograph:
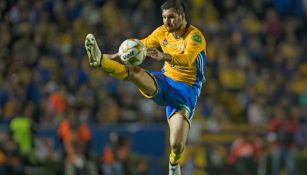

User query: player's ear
[180,13,185,21]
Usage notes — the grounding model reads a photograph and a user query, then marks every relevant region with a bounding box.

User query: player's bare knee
[171,141,185,154]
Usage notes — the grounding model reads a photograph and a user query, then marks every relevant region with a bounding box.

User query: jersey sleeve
[169,32,206,67]
[141,27,161,48]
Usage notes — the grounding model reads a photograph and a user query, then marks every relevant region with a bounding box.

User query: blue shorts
[139,72,202,124]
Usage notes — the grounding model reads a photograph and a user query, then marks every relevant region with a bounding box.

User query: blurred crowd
[0,0,307,174]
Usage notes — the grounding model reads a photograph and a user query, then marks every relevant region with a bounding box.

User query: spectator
[9,103,35,164]
[101,133,132,175]
[57,107,94,175]
[227,132,262,175]
[268,106,300,175]
[0,134,25,175]
[101,132,149,175]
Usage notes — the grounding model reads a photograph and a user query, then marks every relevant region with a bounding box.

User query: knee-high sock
[169,150,182,165]
[100,55,128,80]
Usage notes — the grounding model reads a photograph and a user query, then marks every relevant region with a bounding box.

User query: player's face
[162,8,184,32]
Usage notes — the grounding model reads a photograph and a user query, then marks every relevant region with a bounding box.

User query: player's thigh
[128,66,157,96]
[168,111,190,145]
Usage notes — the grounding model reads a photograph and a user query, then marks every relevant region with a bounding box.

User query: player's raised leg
[85,33,128,80]
[168,110,190,175]
[84,33,157,96]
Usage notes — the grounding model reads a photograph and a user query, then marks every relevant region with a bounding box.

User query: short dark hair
[160,0,186,14]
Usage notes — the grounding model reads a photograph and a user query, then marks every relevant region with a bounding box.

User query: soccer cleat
[169,163,181,175]
[85,33,102,67]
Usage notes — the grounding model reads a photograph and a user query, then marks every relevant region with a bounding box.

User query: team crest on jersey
[163,39,168,46]
[192,34,202,43]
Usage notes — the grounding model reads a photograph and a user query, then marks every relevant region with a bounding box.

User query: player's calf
[101,55,129,80]
[127,67,157,96]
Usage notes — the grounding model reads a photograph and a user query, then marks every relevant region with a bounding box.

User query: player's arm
[103,26,161,62]
[148,33,206,67]
[141,27,161,49]
[169,33,206,66]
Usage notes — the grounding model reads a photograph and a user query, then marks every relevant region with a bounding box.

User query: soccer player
[85,1,206,174]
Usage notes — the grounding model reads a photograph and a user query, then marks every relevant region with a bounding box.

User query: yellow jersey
[141,25,206,87]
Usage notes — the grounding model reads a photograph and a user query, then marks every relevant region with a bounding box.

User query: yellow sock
[101,55,128,80]
[169,151,182,165]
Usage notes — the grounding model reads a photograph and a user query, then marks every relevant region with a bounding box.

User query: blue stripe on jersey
[194,51,206,90]
[190,51,206,117]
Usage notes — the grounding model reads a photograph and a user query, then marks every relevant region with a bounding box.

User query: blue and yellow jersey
[141,25,206,87]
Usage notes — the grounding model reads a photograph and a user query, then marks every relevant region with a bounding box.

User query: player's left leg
[168,109,190,175]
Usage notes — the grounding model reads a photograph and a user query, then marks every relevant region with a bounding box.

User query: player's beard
[165,18,184,32]
[165,24,181,32]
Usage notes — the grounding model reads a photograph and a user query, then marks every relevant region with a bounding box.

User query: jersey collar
[172,24,190,40]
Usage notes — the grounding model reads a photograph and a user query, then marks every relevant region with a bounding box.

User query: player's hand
[146,48,171,61]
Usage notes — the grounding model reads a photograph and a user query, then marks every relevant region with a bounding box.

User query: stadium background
[0,0,307,175]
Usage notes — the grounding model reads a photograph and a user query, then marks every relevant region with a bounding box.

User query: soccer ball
[118,39,146,66]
